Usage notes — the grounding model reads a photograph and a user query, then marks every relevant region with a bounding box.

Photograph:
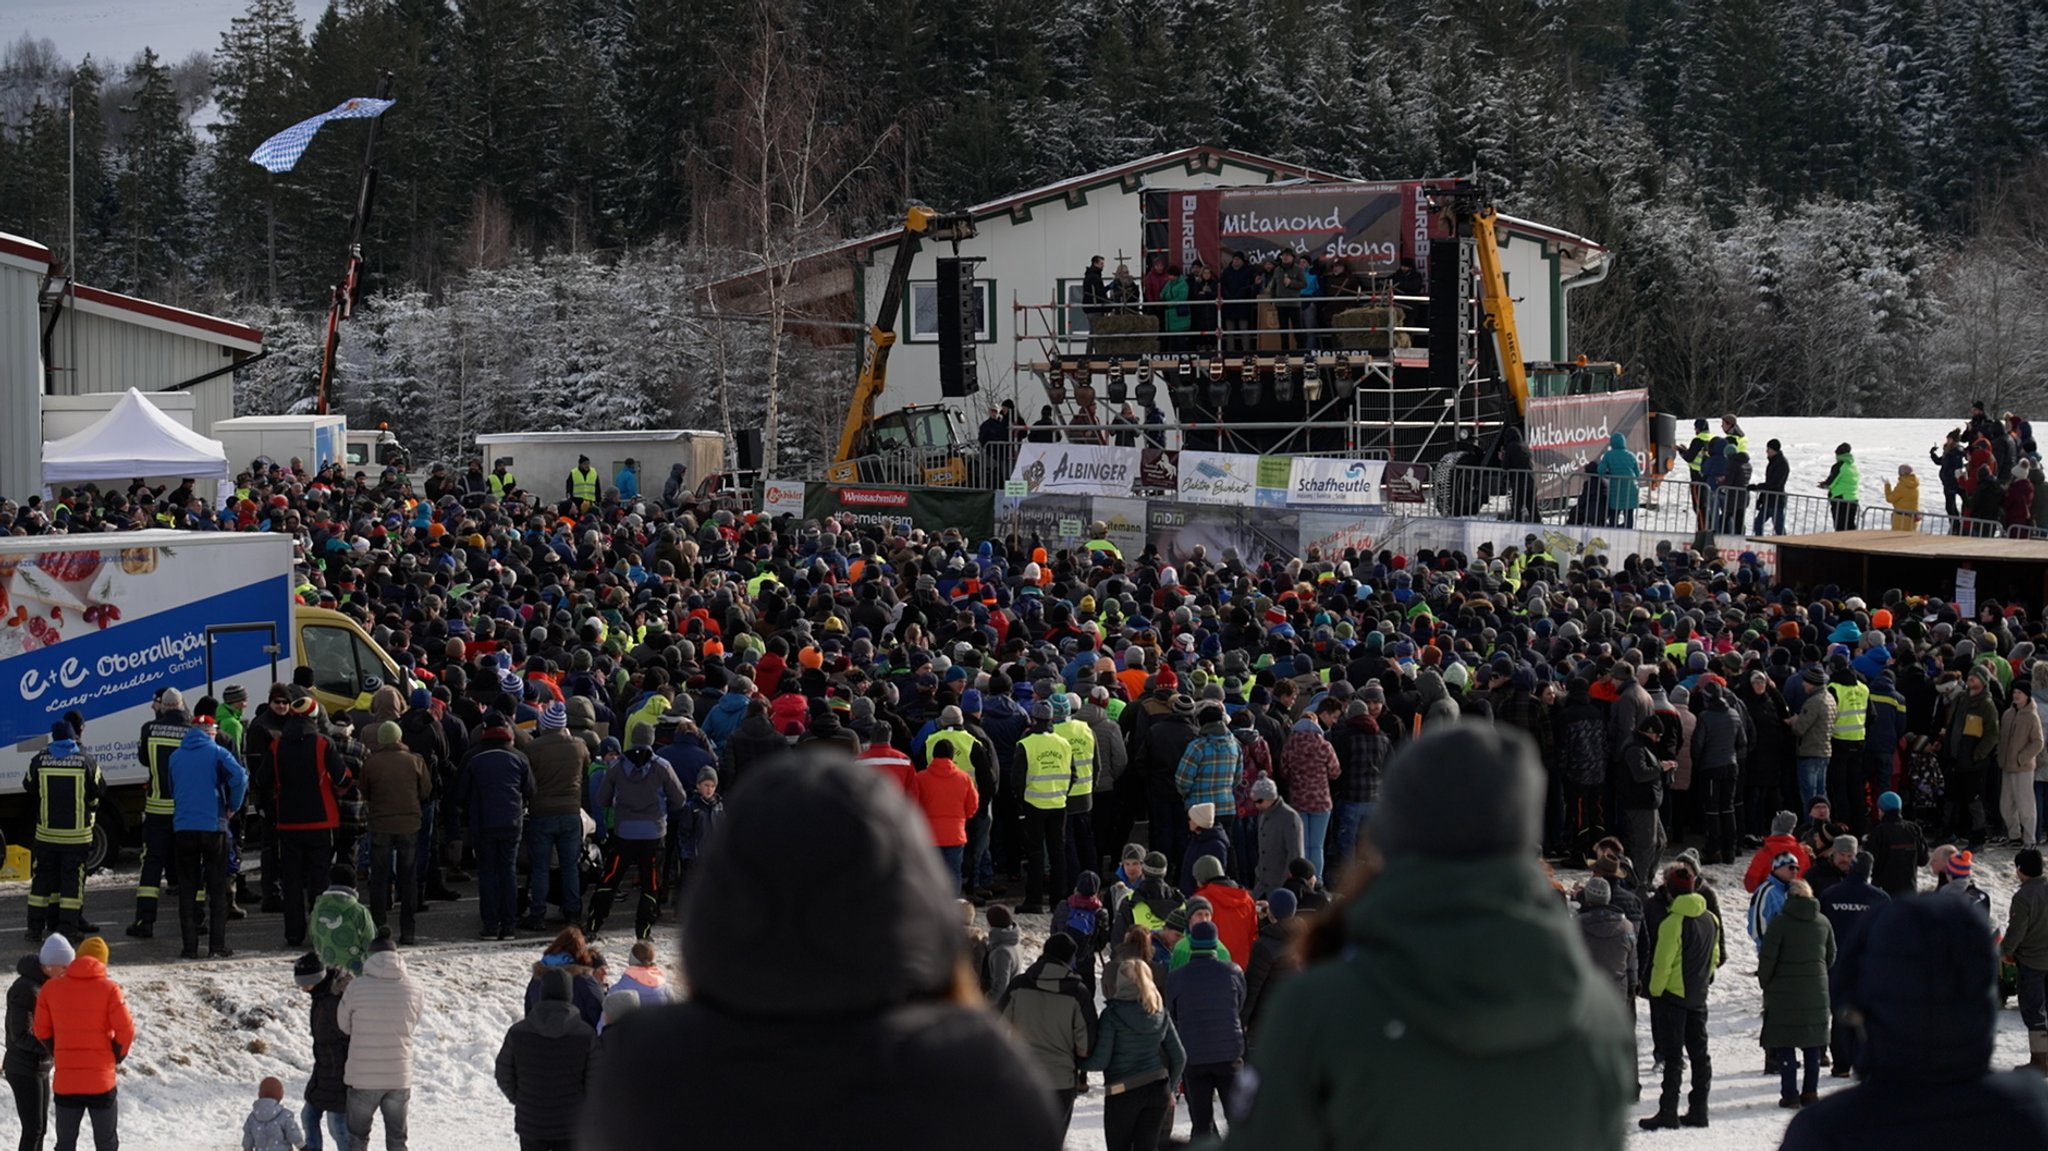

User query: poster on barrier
[805,485,995,541]
[1255,456,1293,508]
[1287,457,1388,507]
[995,493,1092,548]
[1093,497,1149,558]
[1177,451,1258,507]
[1299,510,1391,559]
[1148,504,1296,565]
[1010,442,1141,497]
[1525,392,1651,504]
[760,479,807,518]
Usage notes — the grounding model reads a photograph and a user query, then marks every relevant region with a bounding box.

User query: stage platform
[1771,530,2048,608]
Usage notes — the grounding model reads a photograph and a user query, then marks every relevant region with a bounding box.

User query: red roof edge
[0,232,53,267]
[70,284,264,347]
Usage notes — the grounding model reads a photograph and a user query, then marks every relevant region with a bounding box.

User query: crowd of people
[7,446,2048,1148]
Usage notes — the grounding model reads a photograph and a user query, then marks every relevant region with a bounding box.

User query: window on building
[1054,279,1093,338]
[904,279,996,343]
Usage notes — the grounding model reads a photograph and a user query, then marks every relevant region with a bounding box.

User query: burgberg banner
[1010,442,1141,498]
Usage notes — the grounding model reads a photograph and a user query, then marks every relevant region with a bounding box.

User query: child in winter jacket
[610,940,671,1006]
[243,1076,304,1151]
[1056,872,1110,994]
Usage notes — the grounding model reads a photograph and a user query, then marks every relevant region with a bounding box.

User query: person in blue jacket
[169,720,249,959]
[1781,895,2048,1147]
[1598,433,1642,528]
[614,458,640,502]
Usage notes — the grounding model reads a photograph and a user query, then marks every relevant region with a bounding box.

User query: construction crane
[826,204,978,484]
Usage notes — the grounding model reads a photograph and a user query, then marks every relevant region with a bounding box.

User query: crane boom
[830,206,977,477]
[1466,206,1529,418]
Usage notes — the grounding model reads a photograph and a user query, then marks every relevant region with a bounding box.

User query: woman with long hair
[1080,959,1187,1151]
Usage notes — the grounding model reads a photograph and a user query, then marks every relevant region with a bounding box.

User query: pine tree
[111,48,199,293]
[206,0,313,303]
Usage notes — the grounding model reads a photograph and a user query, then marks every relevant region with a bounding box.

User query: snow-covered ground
[0,847,2034,1150]
[1685,416,1962,517]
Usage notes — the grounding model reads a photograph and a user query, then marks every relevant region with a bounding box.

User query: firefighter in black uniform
[125,687,189,938]
[23,719,107,942]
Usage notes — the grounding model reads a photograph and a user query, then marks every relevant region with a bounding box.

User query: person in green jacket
[1822,442,1861,531]
[1598,433,1642,528]
[1222,725,1635,1151]
[1758,878,1837,1108]
[1159,267,1190,353]
[309,863,377,975]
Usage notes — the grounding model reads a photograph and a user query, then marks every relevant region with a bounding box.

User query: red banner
[1147,182,1457,273]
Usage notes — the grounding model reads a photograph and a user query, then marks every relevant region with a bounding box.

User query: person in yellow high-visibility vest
[1050,693,1097,889]
[1826,667,1870,832]
[566,454,601,508]
[1013,701,1071,914]
[486,461,518,499]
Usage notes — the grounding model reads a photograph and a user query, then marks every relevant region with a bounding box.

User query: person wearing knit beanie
[538,701,569,731]
[1265,888,1297,921]
[1231,723,1634,1148]
[75,937,108,965]
[38,933,74,969]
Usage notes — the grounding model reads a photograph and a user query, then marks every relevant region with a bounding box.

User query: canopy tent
[41,388,230,486]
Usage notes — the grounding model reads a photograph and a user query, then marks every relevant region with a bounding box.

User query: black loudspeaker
[1428,238,1460,396]
[736,429,763,474]
[937,257,980,397]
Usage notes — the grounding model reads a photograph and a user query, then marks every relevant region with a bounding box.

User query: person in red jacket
[31,942,134,1150]
[1744,810,1814,893]
[915,739,981,887]
[1189,854,1258,967]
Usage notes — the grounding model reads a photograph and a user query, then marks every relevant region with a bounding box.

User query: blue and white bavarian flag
[249,96,396,173]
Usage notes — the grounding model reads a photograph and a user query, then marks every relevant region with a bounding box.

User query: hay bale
[1328,304,1410,352]
[1088,312,1161,355]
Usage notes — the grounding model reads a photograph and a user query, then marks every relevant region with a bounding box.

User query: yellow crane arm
[1468,207,1529,416]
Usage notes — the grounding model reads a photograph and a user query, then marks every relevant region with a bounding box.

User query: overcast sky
[11,0,329,69]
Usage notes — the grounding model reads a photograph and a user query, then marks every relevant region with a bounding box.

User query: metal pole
[67,81,77,392]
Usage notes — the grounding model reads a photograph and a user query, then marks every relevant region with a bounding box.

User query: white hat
[1189,802,1217,829]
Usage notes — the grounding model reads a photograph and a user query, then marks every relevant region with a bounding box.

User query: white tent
[41,387,230,486]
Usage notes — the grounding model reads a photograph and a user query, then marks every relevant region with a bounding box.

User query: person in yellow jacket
[1883,464,1920,531]
[1013,701,1072,915]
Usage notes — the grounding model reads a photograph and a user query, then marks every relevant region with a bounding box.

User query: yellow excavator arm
[1466,206,1530,417]
[830,205,976,480]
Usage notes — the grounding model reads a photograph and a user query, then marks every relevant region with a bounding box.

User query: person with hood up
[2009,460,2039,533]
[462,713,537,941]
[6,935,69,1151]
[1758,877,1836,1108]
[580,752,1062,1151]
[169,712,250,960]
[700,678,753,754]
[32,929,133,1151]
[1884,465,1921,531]
[1598,432,1641,528]
[588,734,689,940]
[1575,877,1639,1100]
[1780,895,2048,1147]
[1691,682,1752,866]
[1642,860,1724,1131]
[495,967,595,1150]
[243,1077,303,1151]
[1224,725,1635,1150]
[998,932,1096,1131]
[1078,957,1185,1151]
[356,722,430,945]
[336,934,424,1151]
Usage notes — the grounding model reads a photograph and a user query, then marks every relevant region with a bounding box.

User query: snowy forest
[5,0,2048,468]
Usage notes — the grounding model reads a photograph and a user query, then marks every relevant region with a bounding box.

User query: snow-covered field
[1686,416,1962,517]
[0,846,2030,1151]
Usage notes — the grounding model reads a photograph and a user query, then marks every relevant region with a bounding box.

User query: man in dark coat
[1866,790,1928,897]
[1166,920,1245,1138]
[295,952,351,1151]
[1818,852,1891,1075]
[1781,895,2048,1148]
[496,968,595,1149]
